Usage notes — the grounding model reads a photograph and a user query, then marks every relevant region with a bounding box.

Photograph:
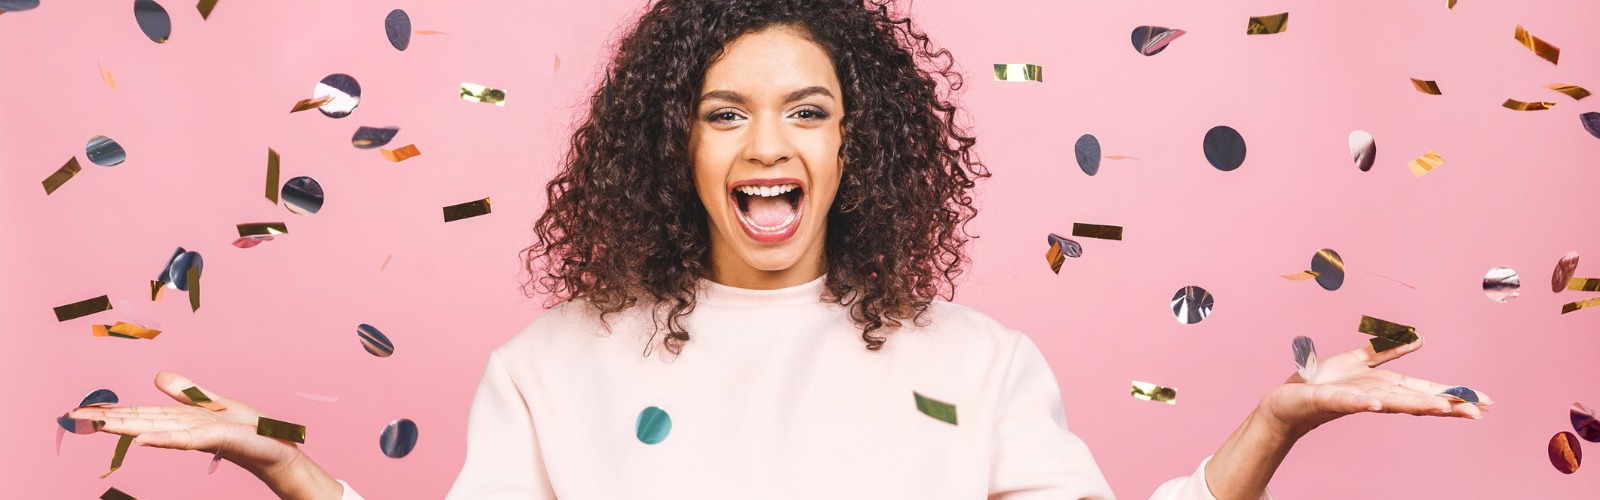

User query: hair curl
[521,0,987,357]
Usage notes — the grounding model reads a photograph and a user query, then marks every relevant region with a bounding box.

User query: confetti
[42,157,82,195]
[282,176,325,215]
[1280,271,1319,281]
[1203,125,1247,171]
[101,487,135,500]
[1104,155,1138,161]
[315,74,362,118]
[1131,381,1177,404]
[1572,403,1600,442]
[1553,251,1580,293]
[413,30,448,35]
[296,392,340,403]
[1581,113,1600,140]
[1407,150,1445,177]
[1561,297,1600,315]
[256,416,306,444]
[351,126,400,149]
[1074,134,1101,176]
[1364,272,1415,289]
[379,419,418,458]
[1502,99,1555,111]
[1310,249,1345,291]
[357,324,394,357]
[1437,386,1483,405]
[86,135,127,166]
[1483,267,1520,303]
[232,235,274,248]
[913,391,958,425]
[992,63,1042,82]
[113,299,161,329]
[380,255,392,271]
[149,280,164,301]
[1045,233,1082,273]
[381,144,421,162]
[1045,243,1065,274]
[1357,315,1418,353]
[634,406,671,444]
[1171,286,1214,324]
[1292,336,1317,381]
[1567,277,1600,292]
[289,95,333,113]
[79,389,119,408]
[1071,223,1122,241]
[133,0,171,44]
[1349,130,1376,172]
[460,82,507,106]
[1447,0,1458,9]
[443,198,492,222]
[1514,24,1559,65]
[236,222,287,237]
[98,61,116,90]
[1246,12,1289,35]
[1547,84,1591,100]
[195,0,216,20]
[265,148,280,204]
[54,295,112,322]
[1130,26,1185,56]
[1549,431,1581,474]
[101,434,134,478]
[185,263,201,312]
[92,322,162,340]
[385,9,411,51]
[57,415,106,434]
[554,55,561,73]
[1410,78,1442,95]
[0,1,40,13]
[182,387,227,411]
[208,441,224,474]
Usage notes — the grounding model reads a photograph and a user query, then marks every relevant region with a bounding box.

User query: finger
[134,425,227,451]
[1384,371,1495,406]
[72,406,189,419]
[1321,389,1383,414]
[1364,388,1482,419]
[96,415,195,435]
[1349,335,1426,369]
[154,371,223,408]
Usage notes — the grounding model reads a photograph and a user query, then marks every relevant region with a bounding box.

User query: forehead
[703,26,840,96]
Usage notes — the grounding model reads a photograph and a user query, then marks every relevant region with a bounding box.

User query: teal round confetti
[634,406,671,445]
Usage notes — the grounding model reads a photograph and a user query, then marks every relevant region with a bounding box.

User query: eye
[792,107,829,121]
[705,110,744,123]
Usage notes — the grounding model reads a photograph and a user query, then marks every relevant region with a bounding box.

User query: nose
[744,114,794,167]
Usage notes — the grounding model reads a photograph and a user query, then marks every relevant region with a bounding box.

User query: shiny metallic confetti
[913,391,958,425]
[1292,336,1317,381]
[1438,386,1482,405]
[1503,99,1555,111]
[185,264,201,312]
[1310,248,1345,291]
[1071,223,1122,241]
[1280,271,1319,281]
[352,126,399,149]
[256,416,306,444]
[1448,0,1458,9]
[1550,431,1582,474]
[1104,155,1138,160]
[57,415,107,434]
[196,0,217,20]
[42,157,82,195]
[149,280,164,301]
[86,135,127,167]
[1572,403,1600,442]
[315,74,362,118]
[1130,26,1186,56]
[114,299,161,330]
[1045,243,1066,274]
[156,248,202,292]
[357,323,394,357]
[1483,267,1520,303]
[1407,150,1445,177]
[1561,297,1600,315]
[1514,24,1559,65]
[237,222,287,237]
[133,0,171,43]
[1170,286,1214,324]
[1553,251,1580,293]
[289,95,333,113]
[1131,381,1177,404]
[385,9,411,51]
[1410,78,1442,95]
[233,235,273,248]
[413,30,448,35]
[79,389,119,408]
[207,441,224,474]
[54,295,111,322]
[101,434,134,478]
[0,1,41,12]
[1203,125,1246,171]
[1246,12,1289,35]
[265,148,280,203]
[380,418,418,458]
[443,198,492,222]
[634,406,671,444]
[1568,277,1600,292]
[1582,113,1600,139]
[1074,134,1101,176]
[1357,315,1418,353]
[1047,233,1082,259]
[1349,130,1376,172]
[381,144,421,162]
[282,176,325,215]
[92,322,162,340]
[99,61,117,90]
[992,64,1043,82]
[1548,84,1591,100]
[183,387,227,411]
[101,486,135,500]
[460,82,507,106]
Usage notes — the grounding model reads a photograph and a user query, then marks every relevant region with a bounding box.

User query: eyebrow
[698,86,835,106]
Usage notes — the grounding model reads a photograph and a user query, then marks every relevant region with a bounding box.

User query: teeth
[735,184,798,197]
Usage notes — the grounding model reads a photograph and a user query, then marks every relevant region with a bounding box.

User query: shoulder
[493,298,657,366]
[918,299,1028,349]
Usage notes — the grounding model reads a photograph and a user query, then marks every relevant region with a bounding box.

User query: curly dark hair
[520,0,987,357]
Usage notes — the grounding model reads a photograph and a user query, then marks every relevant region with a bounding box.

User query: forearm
[1202,406,1304,500]
[248,451,345,500]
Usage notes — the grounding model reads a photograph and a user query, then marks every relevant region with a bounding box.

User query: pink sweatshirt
[341,275,1270,499]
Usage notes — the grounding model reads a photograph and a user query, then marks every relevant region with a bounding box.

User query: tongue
[746,195,795,227]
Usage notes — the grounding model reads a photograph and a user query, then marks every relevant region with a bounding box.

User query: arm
[443,349,559,499]
[988,333,1115,500]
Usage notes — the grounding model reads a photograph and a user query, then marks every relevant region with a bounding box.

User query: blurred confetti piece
[1045,243,1065,274]
[635,406,672,444]
[1514,24,1559,64]
[443,198,492,222]
[1074,134,1101,176]
[207,442,223,474]
[185,264,201,312]
[413,30,448,35]
[1561,297,1600,314]
[1246,12,1288,34]
[114,300,161,329]
[1581,113,1600,139]
[992,63,1043,82]
[379,418,419,458]
[80,389,119,408]
[1548,84,1591,100]
[93,322,161,340]
[1483,267,1520,303]
[98,62,116,90]
[460,82,507,106]
[58,415,107,434]
[1410,78,1442,95]
[381,144,421,162]
[385,9,410,51]
[1503,99,1555,111]
[257,417,306,443]
[233,235,274,248]
[42,157,82,195]
[358,323,395,357]
[1311,248,1345,291]
[1407,150,1445,177]
[149,280,164,301]
[1072,223,1122,240]
[101,434,134,478]
[1358,315,1418,352]
[1048,233,1082,257]
[237,222,287,237]
[296,392,340,403]
[351,126,399,149]
[289,95,333,113]
[101,486,135,500]
[1281,271,1319,280]
[1553,251,1580,293]
[554,55,561,73]
[1349,130,1376,172]
[54,295,112,322]
[196,0,216,20]
[1130,26,1185,56]
[266,148,280,204]
[1572,403,1600,442]
[1171,286,1214,324]
[315,74,361,118]
[1447,0,1457,8]
[1550,431,1581,473]
[1104,155,1138,161]
[1292,336,1317,380]
[1437,386,1483,405]
[380,255,392,271]
[182,387,227,411]
[913,391,958,425]
[0,1,40,13]
[133,0,171,43]
[1365,271,1416,289]
[1131,381,1177,404]
[1568,277,1600,292]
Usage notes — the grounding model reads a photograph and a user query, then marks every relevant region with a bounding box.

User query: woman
[69,0,1489,498]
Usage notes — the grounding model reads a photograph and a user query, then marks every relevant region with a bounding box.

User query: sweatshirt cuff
[1151,456,1273,500]
[338,479,366,500]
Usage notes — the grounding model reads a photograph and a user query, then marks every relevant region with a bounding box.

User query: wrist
[1252,395,1314,442]
[250,450,342,500]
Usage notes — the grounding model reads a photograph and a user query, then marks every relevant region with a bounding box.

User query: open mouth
[730,180,805,243]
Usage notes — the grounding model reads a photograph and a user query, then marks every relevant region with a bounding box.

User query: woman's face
[689,26,844,289]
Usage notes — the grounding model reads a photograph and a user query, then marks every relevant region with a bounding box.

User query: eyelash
[704,107,830,123]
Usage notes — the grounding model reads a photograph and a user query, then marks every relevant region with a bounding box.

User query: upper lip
[729,177,804,191]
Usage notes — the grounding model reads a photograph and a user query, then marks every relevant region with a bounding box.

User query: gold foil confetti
[1104,155,1139,160]
[42,157,82,195]
[1071,223,1123,241]
[1410,78,1442,95]
[992,63,1043,82]
[1281,271,1320,280]
[443,198,492,222]
[1502,99,1555,111]
[236,222,287,237]
[1046,242,1065,274]
[460,82,506,106]
[912,391,958,425]
[1448,0,1458,9]
[149,280,164,301]
[256,416,306,443]
[1131,381,1177,404]
[101,486,136,500]
[266,148,280,204]
[1407,150,1445,177]
[196,0,217,20]
[1562,297,1600,314]
[1246,12,1289,34]
[1358,315,1419,352]
[182,387,227,411]
[554,55,561,72]
[1514,24,1560,65]
[186,265,201,312]
[98,61,116,90]
[100,434,134,478]
[413,30,448,35]
[1568,277,1600,292]
[92,322,161,340]
[54,295,111,322]
[1548,83,1591,100]
[380,144,421,162]
[289,95,333,113]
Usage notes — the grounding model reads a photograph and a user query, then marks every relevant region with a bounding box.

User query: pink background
[4,0,1599,498]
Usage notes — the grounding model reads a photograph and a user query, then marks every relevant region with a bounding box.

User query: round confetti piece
[357,323,394,358]
[1074,134,1101,176]
[1291,336,1317,380]
[1202,126,1246,171]
[1549,431,1582,474]
[1170,286,1214,324]
[56,414,104,434]
[78,389,118,408]
[1572,403,1600,443]
[1130,25,1185,56]
[163,250,203,291]
[1310,249,1344,291]
[635,406,671,445]
[1581,112,1600,140]
[132,0,171,44]
[0,0,41,12]
[1348,130,1375,172]
[1483,267,1520,303]
[1437,386,1480,405]
[352,126,400,149]
[86,135,127,167]
[1553,251,1580,293]
[379,418,418,458]
[232,235,273,248]
[385,9,411,52]
[314,74,362,119]
[282,176,325,215]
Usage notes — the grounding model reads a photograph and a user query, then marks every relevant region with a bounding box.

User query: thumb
[154,371,229,411]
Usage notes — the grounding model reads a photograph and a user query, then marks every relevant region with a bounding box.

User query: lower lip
[730,191,804,244]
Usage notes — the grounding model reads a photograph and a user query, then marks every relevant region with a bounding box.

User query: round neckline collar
[697,273,828,307]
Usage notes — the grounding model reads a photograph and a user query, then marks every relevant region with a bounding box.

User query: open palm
[1260,336,1490,434]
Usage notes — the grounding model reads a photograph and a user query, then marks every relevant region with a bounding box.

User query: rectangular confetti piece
[54,295,111,322]
[101,486,136,500]
[266,148,280,204]
[443,198,492,222]
[1246,12,1289,34]
[196,0,218,20]
[913,391,958,425]
[1502,99,1555,111]
[237,222,288,237]
[1407,151,1445,177]
[1548,83,1591,100]
[1568,277,1600,292]
[186,266,201,312]
[101,434,133,478]
[42,157,82,195]
[99,62,116,90]
[93,322,161,340]
[290,95,333,113]
[460,82,507,106]
[1358,315,1419,352]
[381,144,421,162]
[1281,271,1320,280]
[1562,297,1600,314]
[1131,381,1177,404]
[992,64,1043,82]
[1514,24,1560,64]
[1071,223,1123,241]
[1046,242,1065,274]
[257,416,306,443]
[1410,78,1442,95]
[149,280,164,301]
[183,387,228,411]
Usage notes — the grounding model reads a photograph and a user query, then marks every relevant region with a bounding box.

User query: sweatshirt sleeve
[1149,455,1274,500]
[443,349,558,499]
[988,332,1116,499]
[337,480,364,500]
